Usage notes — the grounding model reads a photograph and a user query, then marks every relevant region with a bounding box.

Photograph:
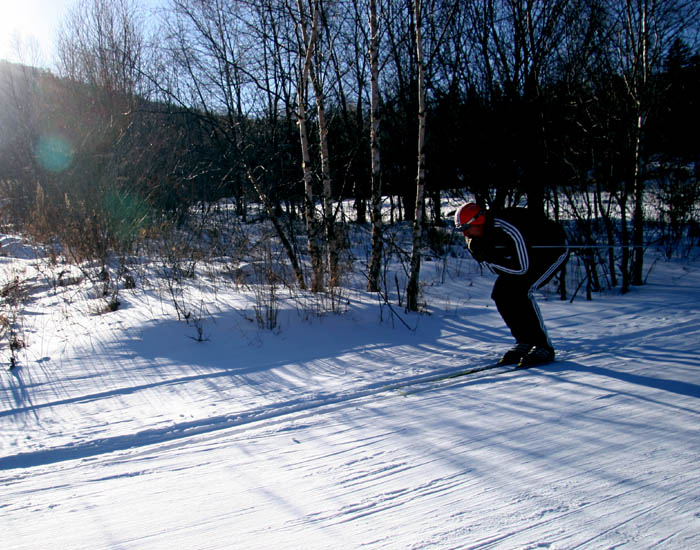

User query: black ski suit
[467,208,568,348]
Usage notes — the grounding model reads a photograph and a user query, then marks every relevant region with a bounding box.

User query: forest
[1,0,699,315]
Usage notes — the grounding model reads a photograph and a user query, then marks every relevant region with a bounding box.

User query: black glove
[467,237,488,263]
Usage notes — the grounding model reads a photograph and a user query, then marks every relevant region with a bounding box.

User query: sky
[0,0,75,67]
[0,0,166,69]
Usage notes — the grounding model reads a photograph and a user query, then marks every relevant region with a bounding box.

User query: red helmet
[454,202,485,231]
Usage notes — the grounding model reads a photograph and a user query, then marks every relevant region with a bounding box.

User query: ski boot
[499,343,533,365]
[518,345,555,368]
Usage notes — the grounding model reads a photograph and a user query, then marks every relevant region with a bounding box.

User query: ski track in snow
[1,255,700,549]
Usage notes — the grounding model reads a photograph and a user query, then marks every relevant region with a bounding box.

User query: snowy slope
[1,236,699,549]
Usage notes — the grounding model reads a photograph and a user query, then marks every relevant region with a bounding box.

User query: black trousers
[491,251,569,348]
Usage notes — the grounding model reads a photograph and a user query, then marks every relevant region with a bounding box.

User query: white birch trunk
[367,0,383,292]
[296,0,324,292]
[406,0,426,312]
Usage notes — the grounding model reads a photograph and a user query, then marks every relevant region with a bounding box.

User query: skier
[455,202,569,367]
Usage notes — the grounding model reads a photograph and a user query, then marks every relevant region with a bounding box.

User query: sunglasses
[455,209,485,232]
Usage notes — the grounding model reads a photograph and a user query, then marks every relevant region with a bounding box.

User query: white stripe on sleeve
[489,219,529,275]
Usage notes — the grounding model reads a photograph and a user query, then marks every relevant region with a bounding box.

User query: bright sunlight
[0,1,71,65]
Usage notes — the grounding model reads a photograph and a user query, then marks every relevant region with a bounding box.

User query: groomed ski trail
[0,354,527,470]
[3,349,698,550]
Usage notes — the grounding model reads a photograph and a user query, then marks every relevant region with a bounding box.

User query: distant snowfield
[1,234,699,549]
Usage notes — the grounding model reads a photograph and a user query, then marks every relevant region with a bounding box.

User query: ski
[392,354,564,396]
[371,351,571,398]
[394,361,510,396]
[422,361,508,382]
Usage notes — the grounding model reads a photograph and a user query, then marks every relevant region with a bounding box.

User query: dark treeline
[1,0,699,303]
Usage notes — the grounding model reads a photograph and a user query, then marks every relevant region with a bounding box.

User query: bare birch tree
[366,0,384,292]
[406,0,427,312]
[292,0,347,291]
[311,2,341,288]
[292,0,325,292]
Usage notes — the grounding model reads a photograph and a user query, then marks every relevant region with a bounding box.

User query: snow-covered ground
[1,232,699,549]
